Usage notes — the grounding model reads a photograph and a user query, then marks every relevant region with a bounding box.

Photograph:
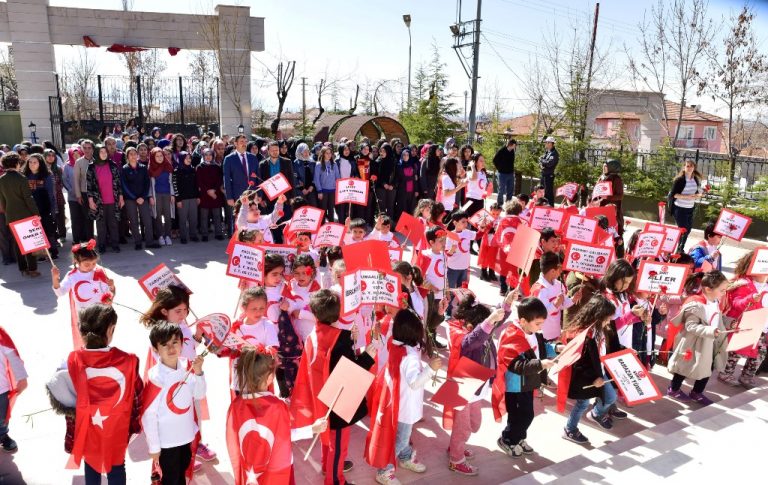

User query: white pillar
[7,0,57,143]
[215,5,252,136]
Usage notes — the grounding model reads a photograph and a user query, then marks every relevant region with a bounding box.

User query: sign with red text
[359,270,401,309]
[635,260,690,295]
[258,172,292,201]
[633,231,665,259]
[714,208,752,241]
[643,222,683,254]
[747,247,768,276]
[591,181,613,199]
[258,243,297,275]
[288,206,325,233]
[335,178,369,206]
[564,241,614,276]
[563,215,597,244]
[195,313,232,347]
[469,209,496,228]
[529,206,566,232]
[138,263,192,299]
[340,271,362,315]
[9,216,50,255]
[557,182,579,201]
[313,223,347,248]
[226,243,265,284]
[601,349,662,406]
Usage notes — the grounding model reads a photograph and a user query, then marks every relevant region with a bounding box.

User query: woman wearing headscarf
[292,142,317,208]
[371,143,397,219]
[335,142,359,222]
[354,143,375,224]
[86,145,124,253]
[43,148,67,241]
[394,148,419,222]
[420,144,441,201]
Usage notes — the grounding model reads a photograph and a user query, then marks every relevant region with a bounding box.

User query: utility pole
[580,2,600,144]
[301,76,307,137]
[467,0,482,145]
[464,90,469,137]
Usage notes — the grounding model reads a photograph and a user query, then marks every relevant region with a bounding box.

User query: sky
[20,0,768,118]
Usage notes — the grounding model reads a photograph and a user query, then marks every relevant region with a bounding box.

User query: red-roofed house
[663,101,724,152]
[592,111,642,149]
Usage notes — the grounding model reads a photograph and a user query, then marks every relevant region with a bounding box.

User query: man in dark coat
[0,152,41,276]
[258,141,296,243]
[539,136,559,207]
[493,138,517,206]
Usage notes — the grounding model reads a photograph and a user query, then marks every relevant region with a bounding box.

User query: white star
[91,409,108,429]
[245,467,261,484]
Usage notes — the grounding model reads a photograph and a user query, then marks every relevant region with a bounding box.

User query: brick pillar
[215,5,252,136]
[7,0,57,143]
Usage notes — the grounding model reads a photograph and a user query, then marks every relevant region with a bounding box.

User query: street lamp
[238,124,244,135]
[28,122,37,143]
[403,14,412,110]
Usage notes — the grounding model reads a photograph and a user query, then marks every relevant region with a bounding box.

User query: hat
[544,136,556,143]
[445,137,456,148]
[156,139,171,149]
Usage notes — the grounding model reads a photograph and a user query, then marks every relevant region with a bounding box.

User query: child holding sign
[235,191,286,244]
[289,254,321,342]
[667,271,728,405]
[417,226,450,352]
[478,202,502,282]
[530,252,573,341]
[689,222,722,271]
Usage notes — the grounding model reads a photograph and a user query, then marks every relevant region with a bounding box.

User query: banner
[9,216,50,255]
[747,247,768,276]
[195,313,232,347]
[563,214,597,244]
[714,208,752,241]
[556,182,579,201]
[258,243,297,275]
[601,350,662,405]
[288,206,325,233]
[726,308,768,352]
[340,271,362,315]
[226,243,265,284]
[335,178,369,206]
[549,327,590,376]
[643,222,683,254]
[313,223,347,248]
[529,207,565,232]
[469,208,496,228]
[632,231,665,259]
[359,270,401,309]
[138,263,192,299]
[563,241,614,276]
[635,260,690,295]
[591,181,613,199]
[258,172,292,201]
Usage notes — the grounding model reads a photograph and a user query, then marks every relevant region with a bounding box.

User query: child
[47,304,144,484]
[632,289,667,369]
[52,240,115,349]
[0,326,28,453]
[495,199,526,296]
[290,290,379,484]
[494,297,556,459]
[295,231,320,265]
[289,254,321,342]
[393,262,426,322]
[689,221,722,271]
[366,309,442,485]
[171,151,200,244]
[517,193,532,219]
[602,259,645,350]
[141,322,206,485]
[228,346,327,485]
[658,253,696,366]
[445,211,477,294]
[235,191,286,244]
[558,295,618,444]
[417,226,449,353]
[530,252,573,341]
[478,202,502,282]
[527,227,562,285]
[318,246,343,289]
[667,271,729,405]
[343,217,369,245]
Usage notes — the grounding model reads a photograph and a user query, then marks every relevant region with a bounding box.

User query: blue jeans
[497,172,515,207]
[84,463,126,485]
[0,392,8,436]
[446,268,468,315]
[565,374,616,431]
[673,205,694,252]
[379,422,414,472]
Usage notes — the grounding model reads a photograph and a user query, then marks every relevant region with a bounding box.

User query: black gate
[49,95,65,150]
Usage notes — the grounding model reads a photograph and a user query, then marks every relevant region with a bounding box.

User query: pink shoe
[196,442,217,461]
[447,447,475,460]
[193,460,203,473]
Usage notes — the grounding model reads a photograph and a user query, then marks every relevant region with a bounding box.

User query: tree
[0,48,18,110]
[59,47,98,121]
[400,45,460,144]
[698,6,768,179]
[187,50,218,126]
[266,61,296,136]
[627,0,716,146]
[135,50,167,123]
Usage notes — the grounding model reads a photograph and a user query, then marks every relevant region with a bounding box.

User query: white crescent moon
[86,366,126,407]
[307,331,318,366]
[238,418,275,457]
[73,280,93,304]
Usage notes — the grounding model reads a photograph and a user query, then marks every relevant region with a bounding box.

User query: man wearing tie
[223,134,259,235]
[258,140,296,243]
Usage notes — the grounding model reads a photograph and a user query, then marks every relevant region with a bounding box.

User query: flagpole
[303,386,344,461]
[44,247,56,268]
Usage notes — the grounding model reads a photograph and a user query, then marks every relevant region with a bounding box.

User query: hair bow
[72,239,97,253]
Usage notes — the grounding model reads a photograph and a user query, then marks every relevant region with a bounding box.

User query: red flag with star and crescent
[364,344,406,469]
[227,393,294,485]
[0,327,23,421]
[66,267,111,349]
[492,324,536,421]
[68,347,141,473]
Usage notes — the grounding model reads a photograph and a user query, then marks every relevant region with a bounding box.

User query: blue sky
[39,0,768,117]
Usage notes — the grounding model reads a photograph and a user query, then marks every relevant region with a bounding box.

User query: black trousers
[541,173,555,207]
[501,391,535,446]
[159,443,192,485]
[671,374,709,393]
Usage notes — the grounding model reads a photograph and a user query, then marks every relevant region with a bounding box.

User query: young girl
[24,153,59,259]
[438,158,466,214]
[149,147,174,246]
[227,346,326,485]
[718,250,767,388]
[0,326,28,453]
[366,309,442,485]
[314,146,340,222]
[47,304,143,484]
[559,295,618,444]
[601,259,645,350]
[289,254,321,342]
[393,261,426,323]
[667,271,728,405]
[478,202,502,282]
[235,191,286,244]
[172,151,199,244]
[658,254,697,365]
[51,241,115,349]
[495,199,526,295]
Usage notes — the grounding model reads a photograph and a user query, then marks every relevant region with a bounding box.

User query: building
[663,101,724,152]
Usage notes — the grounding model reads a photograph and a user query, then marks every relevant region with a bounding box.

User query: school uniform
[530,276,573,341]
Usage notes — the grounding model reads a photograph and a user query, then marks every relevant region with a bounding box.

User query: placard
[394,212,426,247]
[504,224,541,276]
[137,263,192,299]
[195,313,232,347]
[556,182,579,201]
[726,307,768,352]
[359,270,401,309]
[288,206,325,233]
[339,271,362,315]
[635,260,690,295]
[313,223,347,248]
[258,243,297,275]
[529,206,565,232]
[226,243,265,284]
[318,356,375,423]
[343,240,391,272]
[747,247,768,276]
[563,241,614,276]
[591,181,613,199]
[563,215,597,244]
[258,172,292,201]
[388,246,403,262]
[9,216,50,255]
[469,209,496,228]
[335,178,370,206]
[584,205,617,230]
[601,349,662,406]
[643,222,683,254]
[632,231,665,259]
[713,208,752,241]
[549,327,590,376]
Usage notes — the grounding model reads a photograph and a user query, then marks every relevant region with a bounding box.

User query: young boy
[369,214,396,246]
[689,221,722,271]
[527,227,562,285]
[344,217,369,245]
[0,326,27,453]
[530,252,573,341]
[418,226,449,352]
[295,231,320,264]
[290,290,379,485]
[142,322,206,484]
[492,297,556,458]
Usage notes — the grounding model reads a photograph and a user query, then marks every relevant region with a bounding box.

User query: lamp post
[403,14,412,111]
[238,124,244,135]
[28,122,37,143]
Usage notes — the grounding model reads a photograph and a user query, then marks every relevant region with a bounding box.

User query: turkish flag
[343,240,391,272]
[227,393,294,485]
[492,324,536,421]
[395,212,426,248]
[364,344,406,469]
[68,348,142,473]
[0,327,23,422]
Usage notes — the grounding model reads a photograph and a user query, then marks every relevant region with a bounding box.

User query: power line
[494,0,639,37]
[480,33,531,105]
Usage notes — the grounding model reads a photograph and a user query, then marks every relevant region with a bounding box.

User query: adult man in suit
[223,134,261,235]
[258,140,296,243]
[0,152,41,277]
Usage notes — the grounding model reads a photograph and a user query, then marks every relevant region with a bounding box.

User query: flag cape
[492,324,533,421]
[364,344,406,469]
[0,327,22,421]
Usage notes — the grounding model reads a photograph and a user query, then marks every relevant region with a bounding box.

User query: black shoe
[1,434,17,453]
[202,236,209,242]
[135,243,143,251]
[610,407,628,420]
[480,268,489,281]
[488,270,498,282]
[343,460,354,473]
[119,237,127,244]
[98,245,107,254]
[111,245,121,253]
[147,242,161,249]
[181,239,188,244]
[190,237,199,242]
[215,235,225,241]
[51,252,59,260]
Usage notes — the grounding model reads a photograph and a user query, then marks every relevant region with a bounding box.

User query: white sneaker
[375,470,401,485]
[159,237,166,246]
[165,236,172,246]
[398,455,426,473]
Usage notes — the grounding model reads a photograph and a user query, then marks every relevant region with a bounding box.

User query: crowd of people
[0,126,764,485]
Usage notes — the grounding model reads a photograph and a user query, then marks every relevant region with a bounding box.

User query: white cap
[544,136,556,143]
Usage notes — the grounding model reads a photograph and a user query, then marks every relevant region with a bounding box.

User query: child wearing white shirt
[235,192,286,244]
[529,252,573,341]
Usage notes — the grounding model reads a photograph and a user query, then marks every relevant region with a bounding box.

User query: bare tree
[314,78,328,124]
[348,84,360,115]
[135,50,167,122]
[0,48,18,110]
[268,61,296,136]
[59,47,98,121]
[187,50,217,125]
